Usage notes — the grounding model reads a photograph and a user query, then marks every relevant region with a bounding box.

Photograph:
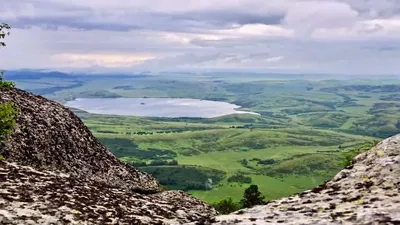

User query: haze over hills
[3,70,400,80]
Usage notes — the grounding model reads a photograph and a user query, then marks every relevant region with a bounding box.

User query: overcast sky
[1,0,400,75]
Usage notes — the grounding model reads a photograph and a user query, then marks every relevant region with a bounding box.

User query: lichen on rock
[0,161,217,224]
[0,88,160,193]
[0,88,217,224]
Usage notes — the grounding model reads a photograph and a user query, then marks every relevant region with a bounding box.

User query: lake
[65,98,259,118]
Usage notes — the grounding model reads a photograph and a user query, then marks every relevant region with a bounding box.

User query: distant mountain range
[2,69,399,80]
[2,69,152,80]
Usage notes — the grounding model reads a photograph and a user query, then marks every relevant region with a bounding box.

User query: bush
[256,159,277,165]
[212,198,241,214]
[340,141,378,167]
[0,102,18,142]
[0,75,15,88]
[149,159,178,166]
[227,173,252,184]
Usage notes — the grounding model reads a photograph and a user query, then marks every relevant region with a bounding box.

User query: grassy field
[76,111,376,203]
[10,72,398,203]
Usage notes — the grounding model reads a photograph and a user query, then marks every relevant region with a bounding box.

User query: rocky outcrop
[0,88,217,224]
[0,88,160,193]
[213,134,400,225]
[0,162,216,224]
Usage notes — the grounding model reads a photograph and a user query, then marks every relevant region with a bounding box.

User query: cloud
[0,0,400,75]
[284,1,359,36]
[51,53,155,68]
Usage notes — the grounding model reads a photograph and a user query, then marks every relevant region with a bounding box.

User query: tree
[0,23,11,47]
[0,23,17,145]
[240,185,265,208]
[0,23,15,88]
[212,198,241,214]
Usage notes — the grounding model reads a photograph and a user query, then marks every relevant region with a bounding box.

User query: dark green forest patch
[140,165,226,191]
[98,137,176,159]
[227,173,252,184]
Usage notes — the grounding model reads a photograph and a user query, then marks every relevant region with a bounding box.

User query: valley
[8,71,399,204]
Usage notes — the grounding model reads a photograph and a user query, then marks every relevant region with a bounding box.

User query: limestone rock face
[0,88,217,224]
[0,88,160,193]
[213,134,400,225]
[0,162,217,224]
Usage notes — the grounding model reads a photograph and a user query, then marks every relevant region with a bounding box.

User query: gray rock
[0,88,217,224]
[0,162,217,224]
[0,88,160,193]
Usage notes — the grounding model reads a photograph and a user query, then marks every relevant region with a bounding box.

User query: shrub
[227,173,252,184]
[0,74,15,88]
[256,159,277,165]
[340,141,378,167]
[0,102,18,142]
[212,198,241,214]
[149,159,178,166]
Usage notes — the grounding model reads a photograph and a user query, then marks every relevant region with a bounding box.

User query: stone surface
[0,88,218,224]
[0,88,160,193]
[0,162,217,224]
[212,134,400,225]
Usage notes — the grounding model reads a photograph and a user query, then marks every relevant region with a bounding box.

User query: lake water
[65,98,259,118]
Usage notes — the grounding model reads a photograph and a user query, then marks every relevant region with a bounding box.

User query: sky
[1,0,400,75]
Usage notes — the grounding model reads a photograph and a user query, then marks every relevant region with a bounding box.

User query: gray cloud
[1,0,400,75]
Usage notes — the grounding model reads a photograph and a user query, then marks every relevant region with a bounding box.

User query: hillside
[0,88,217,224]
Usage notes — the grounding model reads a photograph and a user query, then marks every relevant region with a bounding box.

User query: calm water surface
[65,98,259,118]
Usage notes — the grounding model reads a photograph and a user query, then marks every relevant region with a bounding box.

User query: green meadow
[12,73,399,203]
[78,112,376,203]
